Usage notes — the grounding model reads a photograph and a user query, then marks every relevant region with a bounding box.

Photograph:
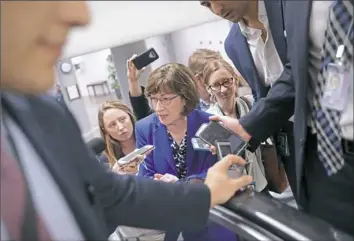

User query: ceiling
[61,1,221,59]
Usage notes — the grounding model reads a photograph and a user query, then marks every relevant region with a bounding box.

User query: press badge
[321,63,350,111]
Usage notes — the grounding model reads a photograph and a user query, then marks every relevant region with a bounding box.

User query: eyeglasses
[207,77,234,92]
[149,95,179,107]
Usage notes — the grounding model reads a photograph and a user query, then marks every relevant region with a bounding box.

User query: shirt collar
[239,0,267,37]
[199,99,210,111]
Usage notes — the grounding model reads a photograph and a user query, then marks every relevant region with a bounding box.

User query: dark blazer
[224,0,299,201]
[238,0,326,202]
[135,109,217,179]
[129,86,152,121]
[224,0,287,102]
[1,92,211,239]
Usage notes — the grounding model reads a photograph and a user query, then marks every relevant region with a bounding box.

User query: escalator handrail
[209,205,284,241]
[218,190,353,241]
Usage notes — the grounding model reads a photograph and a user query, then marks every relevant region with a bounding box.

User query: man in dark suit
[0,2,253,240]
[209,0,354,235]
[200,0,297,204]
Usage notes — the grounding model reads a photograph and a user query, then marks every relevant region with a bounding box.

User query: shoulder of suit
[225,23,241,42]
[192,109,212,122]
[29,94,67,112]
[135,112,157,129]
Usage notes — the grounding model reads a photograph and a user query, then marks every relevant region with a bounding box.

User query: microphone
[86,137,106,156]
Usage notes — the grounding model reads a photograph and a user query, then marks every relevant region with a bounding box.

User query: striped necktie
[309,1,353,175]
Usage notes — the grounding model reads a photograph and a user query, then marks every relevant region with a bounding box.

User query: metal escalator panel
[212,190,353,241]
[209,205,283,241]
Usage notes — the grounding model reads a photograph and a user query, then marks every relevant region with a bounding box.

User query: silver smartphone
[216,141,248,179]
[191,137,210,151]
[117,145,155,165]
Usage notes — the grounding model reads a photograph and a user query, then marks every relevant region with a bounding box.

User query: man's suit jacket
[224,0,300,200]
[224,1,287,102]
[1,92,211,239]
[135,109,217,178]
[238,0,327,202]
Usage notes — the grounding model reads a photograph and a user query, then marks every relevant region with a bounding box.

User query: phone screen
[196,121,233,145]
[228,135,248,155]
[216,142,232,160]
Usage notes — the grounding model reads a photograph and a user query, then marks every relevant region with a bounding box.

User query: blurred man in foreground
[0,1,252,240]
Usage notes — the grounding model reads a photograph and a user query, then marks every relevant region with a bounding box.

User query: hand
[127,54,145,83]
[154,173,179,183]
[209,115,252,142]
[204,155,253,208]
[112,155,144,175]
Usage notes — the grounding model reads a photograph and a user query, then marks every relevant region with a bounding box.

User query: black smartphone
[216,141,246,179]
[276,131,290,157]
[215,141,232,160]
[228,134,248,156]
[196,121,248,154]
[195,121,233,146]
[132,48,159,70]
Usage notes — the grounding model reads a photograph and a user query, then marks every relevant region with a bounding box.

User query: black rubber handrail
[214,190,353,241]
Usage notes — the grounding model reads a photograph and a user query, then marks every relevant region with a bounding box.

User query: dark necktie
[310,1,353,175]
[1,139,52,241]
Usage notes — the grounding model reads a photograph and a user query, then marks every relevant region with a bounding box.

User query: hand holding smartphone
[117,145,155,166]
[196,121,248,156]
[132,48,159,70]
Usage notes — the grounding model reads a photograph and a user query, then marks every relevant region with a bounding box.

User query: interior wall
[170,20,232,66]
[67,20,235,102]
[144,34,177,70]
[55,60,92,135]
[72,49,112,97]
[110,41,152,107]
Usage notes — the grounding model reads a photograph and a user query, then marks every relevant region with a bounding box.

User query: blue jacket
[135,108,237,241]
[135,109,216,179]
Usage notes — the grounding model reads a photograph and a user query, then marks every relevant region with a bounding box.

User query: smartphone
[195,121,232,145]
[196,121,248,153]
[228,134,248,156]
[215,141,232,160]
[191,137,210,151]
[276,131,290,157]
[216,141,246,179]
[132,48,159,70]
[117,145,155,165]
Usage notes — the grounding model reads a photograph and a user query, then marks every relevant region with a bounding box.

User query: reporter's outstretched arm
[127,55,152,120]
[60,100,209,233]
[129,85,152,120]
[60,99,252,234]
[239,64,295,150]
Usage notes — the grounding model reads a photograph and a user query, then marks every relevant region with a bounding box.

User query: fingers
[209,145,217,155]
[129,54,138,61]
[230,175,253,189]
[209,115,225,122]
[154,173,163,179]
[214,155,246,172]
[134,155,144,163]
[127,54,138,69]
